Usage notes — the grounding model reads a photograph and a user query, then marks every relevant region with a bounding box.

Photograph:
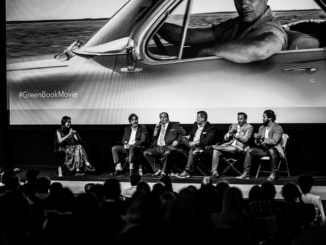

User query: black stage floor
[9,165,326,201]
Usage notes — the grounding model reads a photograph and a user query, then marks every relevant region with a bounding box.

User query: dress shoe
[85,165,96,172]
[267,172,277,181]
[236,171,250,180]
[152,169,162,176]
[211,170,219,178]
[176,170,190,178]
[75,170,85,176]
[113,170,123,176]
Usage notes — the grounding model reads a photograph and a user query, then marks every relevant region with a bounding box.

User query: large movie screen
[6,0,326,125]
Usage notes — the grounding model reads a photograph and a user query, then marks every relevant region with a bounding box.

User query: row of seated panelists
[194,133,290,178]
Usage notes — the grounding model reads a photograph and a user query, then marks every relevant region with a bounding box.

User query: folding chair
[219,151,244,176]
[193,150,212,176]
[256,134,290,178]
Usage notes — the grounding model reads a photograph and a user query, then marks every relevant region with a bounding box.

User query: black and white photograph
[2,0,326,244]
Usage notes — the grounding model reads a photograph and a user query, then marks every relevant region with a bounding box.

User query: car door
[109,0,326,124]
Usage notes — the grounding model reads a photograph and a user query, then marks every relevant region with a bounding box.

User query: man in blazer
[177,111,216,178]
[208,112,253,177]
[143,112,186,176]
[112,113,148,175]
[237,109,283,181]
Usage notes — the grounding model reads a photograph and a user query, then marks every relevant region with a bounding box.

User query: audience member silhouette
[281,182,315,237]
[152,182,167,198]
[136,180,151,194]
[158,175,173,193]
[122,173,141,200]
[20,169,39,200]
[215,180,230,213]
[248,185,262,204]
[298,174,326,226]
[211,187,251,245]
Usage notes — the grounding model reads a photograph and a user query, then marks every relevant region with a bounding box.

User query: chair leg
[219,165,231,176]
[285,156,290,177]
[220,157,242,176]
[230,164,242,175]
[196,166,207,176]
[256,164,262,178]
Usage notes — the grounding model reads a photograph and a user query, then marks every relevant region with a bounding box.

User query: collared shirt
[157,121,169,146]
[265,126,271,139]
[128,126,138,145]
[212,6,287,50]
[193,122,206,142]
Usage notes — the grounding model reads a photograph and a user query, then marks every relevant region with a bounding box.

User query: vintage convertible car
[6,0,326,125]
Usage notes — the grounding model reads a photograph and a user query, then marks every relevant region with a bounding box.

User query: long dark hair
[61,116,71,133]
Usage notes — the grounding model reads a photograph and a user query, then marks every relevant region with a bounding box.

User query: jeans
[211,144,239,172]
[243,146,279,172]
[181,137,204,172]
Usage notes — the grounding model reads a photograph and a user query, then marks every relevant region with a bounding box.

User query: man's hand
[229,126,237,135]
[124,144,130,150]
[153,123,161,136]
[172,141,178,147]
[189,141,196,147]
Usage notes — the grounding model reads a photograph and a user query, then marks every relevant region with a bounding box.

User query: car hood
[7,54,68,72]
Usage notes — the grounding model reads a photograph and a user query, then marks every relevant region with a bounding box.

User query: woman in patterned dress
[56,116,96,176]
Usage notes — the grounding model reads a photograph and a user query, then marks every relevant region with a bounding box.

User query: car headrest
[286,30,320,50]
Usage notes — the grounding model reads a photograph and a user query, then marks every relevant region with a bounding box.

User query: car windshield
[82,0,162,49]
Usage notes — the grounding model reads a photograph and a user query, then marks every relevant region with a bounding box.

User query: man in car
[176,111,216,178]
[111,113,148,175]
[207,112,253,177]
[236,109,284,181]
[143,112,186,176]
[158,0,287,63]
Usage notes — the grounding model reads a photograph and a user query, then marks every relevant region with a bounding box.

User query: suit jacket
[153,121,186,149]
[255,122,284,157]
[224,123,253,151]
[122,124,148,148]
[188,121,216,147]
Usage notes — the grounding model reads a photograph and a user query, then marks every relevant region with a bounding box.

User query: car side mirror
[122,39,143,72]
[54,40,83,62]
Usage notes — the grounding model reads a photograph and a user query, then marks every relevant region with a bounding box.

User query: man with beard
[112,113,148,175]
[236,110,284,181]
[158,0,287,63]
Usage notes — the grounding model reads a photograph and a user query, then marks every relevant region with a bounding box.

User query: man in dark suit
[176,111,216,178]
[112,113,148,175]
[208,112,253,177]
[237,109,283,181]
[143,112,186,176]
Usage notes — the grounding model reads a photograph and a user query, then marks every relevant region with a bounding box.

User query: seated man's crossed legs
[143,146,172,176]
[177,137,206,178]
[209,143,240,177]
